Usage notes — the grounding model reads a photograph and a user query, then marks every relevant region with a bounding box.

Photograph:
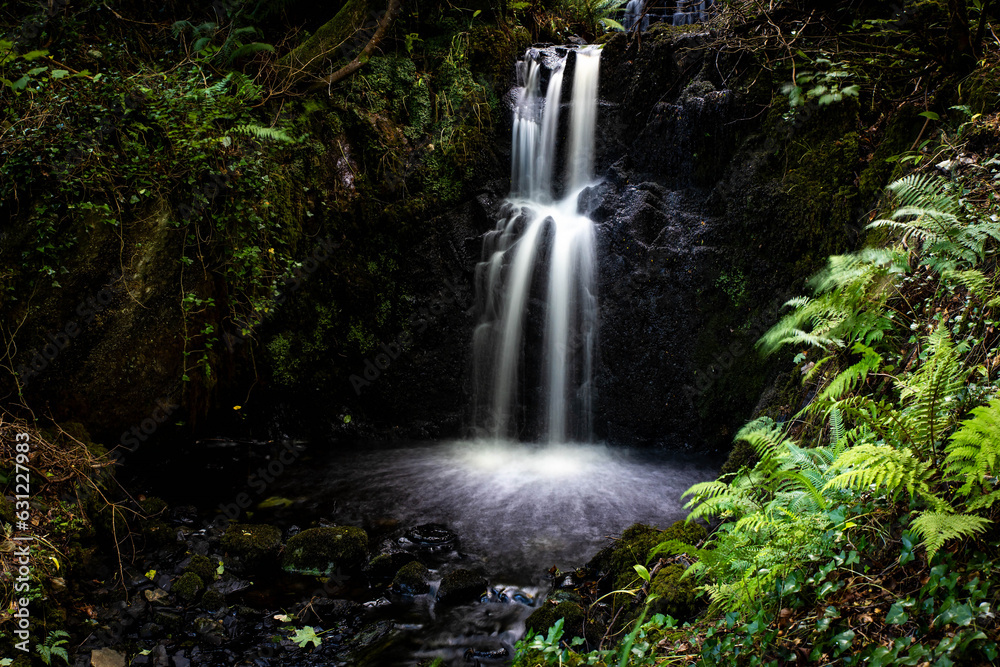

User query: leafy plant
[782,55,860,112]
[559,0,627,35]
[36,630,70,665]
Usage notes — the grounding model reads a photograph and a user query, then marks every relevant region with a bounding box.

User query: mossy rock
[436,568,486,605]
[282,526,369,576]
[588,522,706,591]
[221,523,282,572]
[392,560,430,595]
[183,553,218,584]
[365,550,417,581]
[525,600,587,639]
[173,571,204,601]
[647,563,699,622]
[139,496,168,516]
[202,588,226,610]
[0,496,15,526]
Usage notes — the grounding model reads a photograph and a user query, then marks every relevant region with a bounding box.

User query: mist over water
[297,439,717,582]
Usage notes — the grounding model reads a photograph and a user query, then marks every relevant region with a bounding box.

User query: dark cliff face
[352,27,879,451]
[2,14,878,453]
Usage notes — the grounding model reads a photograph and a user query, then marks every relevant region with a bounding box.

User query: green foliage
[232,123,294,143]
[35,630,70,665]
[945,397,1000,510]
[868,173,1000,272]
[758,248,906,354]
[559,0,627,35]
[781,55,860,113]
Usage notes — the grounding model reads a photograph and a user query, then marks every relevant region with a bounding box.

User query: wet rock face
[348,30,861,449]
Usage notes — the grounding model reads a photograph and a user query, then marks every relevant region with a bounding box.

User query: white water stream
[474,47,601,443]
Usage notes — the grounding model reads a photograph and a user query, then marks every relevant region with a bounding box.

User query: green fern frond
[869,174,1000,269]
[945,397,1000,497]
[817,343,882,402]
[941,269,994,299]
[910,511,991,560]
[897,327,967,455]
[733,417,792,462]
[227,42,275,62]
[233,123,293,142]
[825,444,947,510]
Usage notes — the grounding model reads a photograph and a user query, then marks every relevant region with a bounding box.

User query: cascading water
[473,46,600,443]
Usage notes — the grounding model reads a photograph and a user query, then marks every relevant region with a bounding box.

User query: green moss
[0,496,14,527]
[139,496,168,516]
[436,568,486,605]
[366,551,418,580]
[282,525,369,576]
[184,554,218,584]
[588,522,705,591]
[647,564,699,621]
[221,523,282,571]
[173,571,204,601]
[202,588,226,610]
[391,560,430,595]
[525,600,587,638]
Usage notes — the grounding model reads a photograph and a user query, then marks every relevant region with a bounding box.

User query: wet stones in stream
[79,509,536,666]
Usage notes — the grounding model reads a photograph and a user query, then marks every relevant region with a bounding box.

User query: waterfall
[473,46,600,443]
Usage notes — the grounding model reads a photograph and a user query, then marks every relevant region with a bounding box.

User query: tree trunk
[278,0,374,77]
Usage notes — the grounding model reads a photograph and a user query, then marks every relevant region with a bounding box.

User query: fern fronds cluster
[868,173,1000,272]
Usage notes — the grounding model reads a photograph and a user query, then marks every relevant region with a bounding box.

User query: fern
[868,173,1000,271]
[941,268,995,299]
[896,327,967,456]
[233,123,293,142]
[909,511,991,560]
[945,397,1000,499]
[824,443,949,512]
[759,250,902,356]
[816,342,882,402]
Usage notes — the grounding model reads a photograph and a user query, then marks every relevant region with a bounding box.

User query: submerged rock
[392,561,430,595]
[282,525,369,575]
[220,523,282,572]
[436,568,486,605]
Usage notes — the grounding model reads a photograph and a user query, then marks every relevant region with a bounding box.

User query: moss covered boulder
[436,568,486,605]
[588,522,706,591]
[173,571,204,602]
[365,550,418,581]
[525,600,587,639]
[282,526,369,576]
[183,553,219,584]
[221,523,282,572]
[647,563,699,622]
[392,561,430,595]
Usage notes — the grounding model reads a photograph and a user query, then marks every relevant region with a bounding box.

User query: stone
[392,561,430,595]
[364,550,417,580]
[220,523,282,572]
[90,648,125,667]
[282,526,369,576]
[525,600,587,638]
[182,554,218,583]
[172,572,203,601]
[436,569,486,605]
[647,563,699,622]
